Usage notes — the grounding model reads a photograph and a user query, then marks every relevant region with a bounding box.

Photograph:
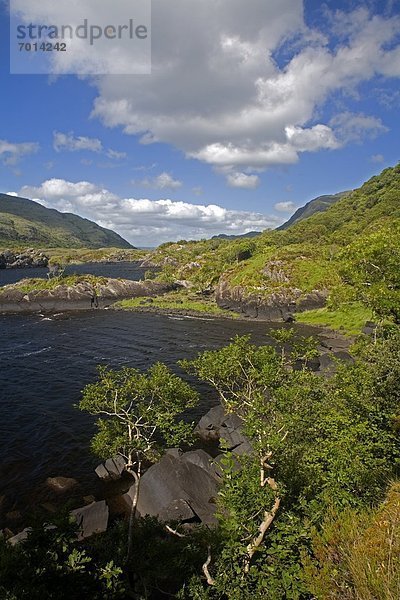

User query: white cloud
[53,131,103,153]
[18,178,282,245]
[329,112,388,144]
[53,131,128,162]
[226,171,260,189]
[370,153,385,163]
[106,149,127,160]
[0,139,39,166]
[90,3,398,178]
[285,124,339,151]
[138,172,183,190]
[11,2,400,181]
[274,201,297,212]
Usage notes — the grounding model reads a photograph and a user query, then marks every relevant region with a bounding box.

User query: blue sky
[0,0,399,245]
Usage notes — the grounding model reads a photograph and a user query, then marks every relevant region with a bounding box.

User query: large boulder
[124,452,219,526]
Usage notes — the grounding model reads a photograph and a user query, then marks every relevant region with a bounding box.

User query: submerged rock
[45,476,78,493]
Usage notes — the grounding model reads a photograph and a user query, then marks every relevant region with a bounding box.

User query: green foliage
[117,293,237,317]
[79,363,199,464]
[0,274,109,296]
[338,223,400,322]
[141,164,400,332]
[179,329,400,598]
[0,517,125,599]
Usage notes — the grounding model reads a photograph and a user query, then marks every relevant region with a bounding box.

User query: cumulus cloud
[106,149,127,160]
[274,201,297,212]
[18,178,282,245]
[138,172,183,190]
[90,2,398,180]
[11,1,400,182]
[0,139,39,166]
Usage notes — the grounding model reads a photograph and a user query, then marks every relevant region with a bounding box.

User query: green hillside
[143,164,400,327]
[277,191,349,230]
[0,194,133,249]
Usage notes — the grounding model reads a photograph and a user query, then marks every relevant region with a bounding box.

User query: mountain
[212,231,261,240]
[0,194,133,248]
[277,191,350,230]
[281,164,400,243]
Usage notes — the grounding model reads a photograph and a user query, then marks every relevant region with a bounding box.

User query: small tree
[79,362,199,557]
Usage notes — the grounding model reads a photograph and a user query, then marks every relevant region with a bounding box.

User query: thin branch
[165,525,186,538]
[202,546,215,586]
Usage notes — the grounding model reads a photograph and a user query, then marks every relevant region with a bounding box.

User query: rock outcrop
[0,278,176,313]
[215,279,327,321]
[195,405,251,455]
[0,249,48,269]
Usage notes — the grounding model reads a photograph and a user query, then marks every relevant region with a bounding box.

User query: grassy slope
[142,164,400,331]
[0,194,133,249]
[117,290,236,317]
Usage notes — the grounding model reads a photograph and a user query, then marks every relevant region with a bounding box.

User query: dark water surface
[0,261,146,287]
[0,262,318,512]
[0,310,299,503]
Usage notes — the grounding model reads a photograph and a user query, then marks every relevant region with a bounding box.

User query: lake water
[0,261,147,287]
[0,262,316,517]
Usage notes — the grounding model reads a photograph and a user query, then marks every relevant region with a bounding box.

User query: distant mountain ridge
[0,194,133,248]
[277,191,350,230]
[212,231,261,240]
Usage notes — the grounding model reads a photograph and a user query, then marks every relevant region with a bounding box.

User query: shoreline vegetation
[0,273,369,335]
[1,164,399,598]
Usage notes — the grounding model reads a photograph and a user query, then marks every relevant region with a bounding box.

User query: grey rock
[181,450,219,479]
[195,406,252,453]
[104,457,125,479]
[8,527,32,546]
[194,405,225,441]
[158,499,195,522]
[137,454,218,526]
[232,440,253,455]
[220,426,245,449]
[95,463,111,480]
[165,448,183,459]
[71,500,109,540]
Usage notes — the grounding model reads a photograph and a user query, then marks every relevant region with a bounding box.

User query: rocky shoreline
[0,278,176,314]
[216,279,328,321]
